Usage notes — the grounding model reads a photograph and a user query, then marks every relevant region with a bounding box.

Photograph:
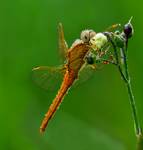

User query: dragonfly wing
[32,66,65,91]
[73,64,96,88]
[58,23,68,62]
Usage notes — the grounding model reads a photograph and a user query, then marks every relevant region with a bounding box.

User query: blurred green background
[0,0,143,150]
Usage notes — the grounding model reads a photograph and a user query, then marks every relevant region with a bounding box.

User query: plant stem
[121,47,142,136]
[106,34,128,83]
[137,134,143,150]
[126,80,141,135]
[120,48,143,150]
[108,34,143,149]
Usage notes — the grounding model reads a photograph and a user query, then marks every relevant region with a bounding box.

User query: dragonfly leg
[105,23,121,32]
[58,23,68,61]
[90,64,96,69]
[98,55,117,65]
[96,48,117,66]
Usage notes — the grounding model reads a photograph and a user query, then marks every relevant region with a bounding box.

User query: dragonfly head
[80,30,96,43]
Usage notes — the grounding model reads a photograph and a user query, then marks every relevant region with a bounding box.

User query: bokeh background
[0,0,143,150]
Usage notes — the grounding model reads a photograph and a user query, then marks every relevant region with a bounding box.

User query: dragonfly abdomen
[40,69,76,133]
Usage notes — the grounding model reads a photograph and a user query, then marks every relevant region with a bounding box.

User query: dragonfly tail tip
[40,128,45,134]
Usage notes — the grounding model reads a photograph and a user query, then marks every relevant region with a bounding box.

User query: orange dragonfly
[32,23,116,133]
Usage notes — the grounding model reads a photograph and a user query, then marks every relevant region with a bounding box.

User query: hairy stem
[109,39,128,83]
[121,48,143,149]
[137,134,143,150]
[121,48,141,136]
[106,33,142,148]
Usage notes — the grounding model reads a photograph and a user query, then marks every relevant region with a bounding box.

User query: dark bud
[103,32,112,42]
[86,55,94,64]
[103,32,111,37]
[124,22,134,39]
[115,30,120,35]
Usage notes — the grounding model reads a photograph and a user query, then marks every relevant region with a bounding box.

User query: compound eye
[89,30,96,39]
[80,30,90,43]
[80,30,96,43]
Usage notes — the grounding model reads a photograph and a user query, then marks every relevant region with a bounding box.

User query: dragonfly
[32,23,120,133]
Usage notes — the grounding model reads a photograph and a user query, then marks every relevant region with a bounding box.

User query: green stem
[107,35,128,83]
[106,33,142,139]
[126,80,141,135]
[108,33,143,149]
[121,48,143,150]
[121,48,142,136]
[137,134,143,150]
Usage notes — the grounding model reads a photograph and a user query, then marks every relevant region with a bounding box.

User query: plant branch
[104,33,128,83]
[137,134,143,150]
[121,48,142,136]
[120,47,143,150]
[108,33,143,149]
[107,36,128,83]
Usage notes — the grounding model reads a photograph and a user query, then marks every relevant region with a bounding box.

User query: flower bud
[123,22,134,38]
[86,55,94,64]
[90,33,108,50]
[114,34,125,48]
